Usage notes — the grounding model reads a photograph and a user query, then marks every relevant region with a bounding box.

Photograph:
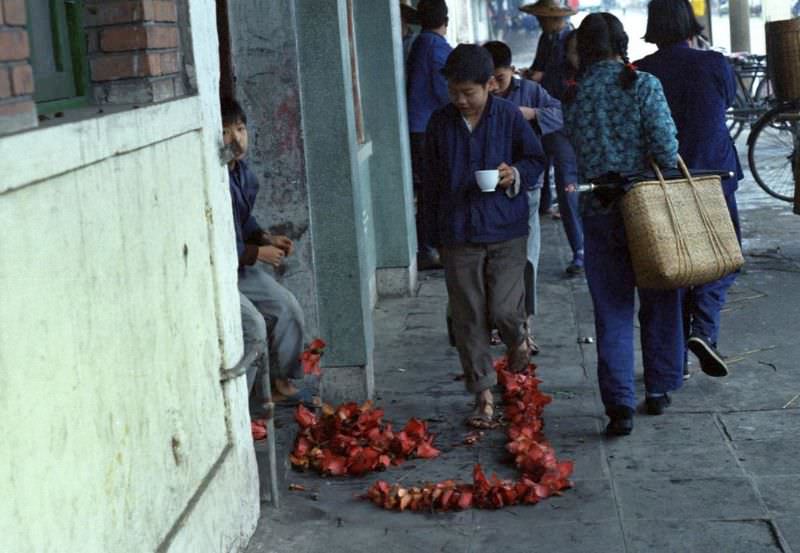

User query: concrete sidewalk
[246,180,800,553]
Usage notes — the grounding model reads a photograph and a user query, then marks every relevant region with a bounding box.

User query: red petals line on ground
[301,338,326,376]
[290,401,440,477]
[365,357,574,512]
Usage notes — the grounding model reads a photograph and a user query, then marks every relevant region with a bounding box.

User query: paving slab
[607,413,724,445]
[776,517,800,551]
[756,476,800,517]
[719,409,800,442]
[605,441,744,480]
[733,438,800,476]
[615,477,767,521]
[471,520,625,553]
[623,520,783,553]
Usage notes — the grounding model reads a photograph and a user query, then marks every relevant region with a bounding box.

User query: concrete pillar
[353,0,418,297]
[295,0,375,404]
[729,0,751,52]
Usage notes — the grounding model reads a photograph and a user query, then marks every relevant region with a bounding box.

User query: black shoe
[565,262,584,276]
[645,393,671,416]
[605,405,634,436]
[418,253,443,271]
[687,335,729,377]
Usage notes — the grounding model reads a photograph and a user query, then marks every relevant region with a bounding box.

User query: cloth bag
[620,156,744,289]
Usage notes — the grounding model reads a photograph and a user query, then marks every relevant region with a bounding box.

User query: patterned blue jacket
[564,60,678,214]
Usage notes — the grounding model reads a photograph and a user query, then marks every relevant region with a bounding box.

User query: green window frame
[27,0,88,114]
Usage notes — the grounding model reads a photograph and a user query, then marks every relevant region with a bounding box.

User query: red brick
[0,67,10,98]
[85,1,156,27]
[100,24,177,52]
[10,62,32,95]
[3,0,26,25]
[0,29,29,61]
[0,98,34,116]
[86,29,99,53]
[90,52,162,81]
[146,26,178,48]
[159,51,178,74]
[153,1,177,22]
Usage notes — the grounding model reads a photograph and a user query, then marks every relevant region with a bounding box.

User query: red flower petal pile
[290,401,441,476]
[301,338,326,376]
[365,358,574,511]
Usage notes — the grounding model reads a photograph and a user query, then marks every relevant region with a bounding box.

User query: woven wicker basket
[620,157,744,290]
[766,18,800,102]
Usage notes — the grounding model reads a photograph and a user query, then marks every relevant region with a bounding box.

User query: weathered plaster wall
[226,0,320,336]
[0,1,259,551]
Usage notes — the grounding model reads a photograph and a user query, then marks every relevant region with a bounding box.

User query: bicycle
[747,98,800,202]
[726,53,774,140]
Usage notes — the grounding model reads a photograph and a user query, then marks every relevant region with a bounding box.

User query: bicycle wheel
[748,103,800,202]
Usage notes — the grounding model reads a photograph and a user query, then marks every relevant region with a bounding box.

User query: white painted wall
[0,1,260,551]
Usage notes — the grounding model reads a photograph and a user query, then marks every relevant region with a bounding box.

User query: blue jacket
[636,43,743,193]
[501,76,563,136]
[228,160,266,267]
[406,31,452,133]
[422,94,547,247]
[530,26,573,100]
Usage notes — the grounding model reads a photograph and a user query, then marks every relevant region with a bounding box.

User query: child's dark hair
[221,97,247,126]
[575,13,637,91]
[417,0,448,30]
[643,0,704,48]
[441,44,494,85]
[483,41,512,70]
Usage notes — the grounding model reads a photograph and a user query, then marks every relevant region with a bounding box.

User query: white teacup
[475,169,499,192]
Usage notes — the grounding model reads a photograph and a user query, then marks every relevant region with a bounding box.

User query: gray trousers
[239,262,305,381]
[525,188,542,317]
[240,293,266,393]
[442,236,528,393]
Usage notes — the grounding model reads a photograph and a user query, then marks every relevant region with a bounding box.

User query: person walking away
[423,45,546,428]
[407,0,452,270]
[520,0,585,275]
[636,0,742,380]
[484,39,563,353]
[563,13,682,436]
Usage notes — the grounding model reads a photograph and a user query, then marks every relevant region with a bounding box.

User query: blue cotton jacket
[406,30,452,133]
[564,61,678,215]
[422,94,547,247]
[636,43,743,194]
[501,76,563,136]
[228,160,266,267]
[530,26,573,100]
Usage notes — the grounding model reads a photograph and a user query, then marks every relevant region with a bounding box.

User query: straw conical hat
[520,0,576,17]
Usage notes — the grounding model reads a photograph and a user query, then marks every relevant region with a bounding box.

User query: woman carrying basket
[636,0,742,380]
[564,13,683,436]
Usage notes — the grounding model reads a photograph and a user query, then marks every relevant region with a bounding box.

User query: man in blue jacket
[407,0,452,269]
[423,45,546,428]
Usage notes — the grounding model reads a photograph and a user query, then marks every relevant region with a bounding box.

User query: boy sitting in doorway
[222,98,314,407]
[422,45,546,428]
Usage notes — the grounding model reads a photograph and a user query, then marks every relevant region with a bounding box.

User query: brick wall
[0,0,37,134]
[86,0,186,104]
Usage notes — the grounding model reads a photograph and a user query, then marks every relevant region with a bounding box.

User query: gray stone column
[295,0,375,403]
[729,0,751,53]
[353,0,418,297]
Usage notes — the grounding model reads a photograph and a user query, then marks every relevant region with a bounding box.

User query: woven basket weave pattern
[766,19,800,102]
[621,161,744,289]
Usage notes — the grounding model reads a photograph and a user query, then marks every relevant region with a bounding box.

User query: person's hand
[564,183,577,193]
[497,163,515,189]
[519,106,537,121]
[270,235,294,256]
[257,245,285,268]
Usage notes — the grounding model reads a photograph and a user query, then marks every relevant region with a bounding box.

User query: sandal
[507,340,530,373]
[527,335,540,356]
[465,392,497,429]
[274,386,319,409]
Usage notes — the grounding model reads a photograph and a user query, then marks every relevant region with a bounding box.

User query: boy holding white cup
[422,44,546,428]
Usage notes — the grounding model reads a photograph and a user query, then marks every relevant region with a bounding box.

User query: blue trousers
[542,132,584,264]
[583,209,685,412]
[682,188,741,347]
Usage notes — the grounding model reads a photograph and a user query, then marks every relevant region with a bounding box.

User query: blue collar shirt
[406,30,453,133]
[422,94,547,247]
